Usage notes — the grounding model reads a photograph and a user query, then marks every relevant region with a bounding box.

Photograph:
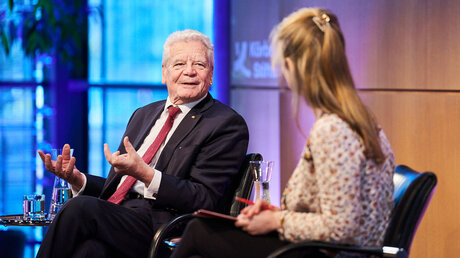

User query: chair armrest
[149,213,195,258]
[267,241,408,258]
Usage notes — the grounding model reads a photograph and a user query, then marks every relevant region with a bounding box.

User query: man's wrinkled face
[162,40,213,105]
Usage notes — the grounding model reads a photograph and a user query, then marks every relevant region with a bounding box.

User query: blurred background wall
[0,0,458,257]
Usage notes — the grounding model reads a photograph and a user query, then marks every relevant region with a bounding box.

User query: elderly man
[36,29,249,257]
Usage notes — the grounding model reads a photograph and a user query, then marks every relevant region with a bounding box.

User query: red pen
[235,197,276,210]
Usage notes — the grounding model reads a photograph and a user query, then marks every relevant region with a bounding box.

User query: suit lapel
[155,94,214,172]
[132,103,165,151]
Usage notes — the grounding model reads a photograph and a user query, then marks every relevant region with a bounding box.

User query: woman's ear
[284,57,294,72]
[282,57,295,89]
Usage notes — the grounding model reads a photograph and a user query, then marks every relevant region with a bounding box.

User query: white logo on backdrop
[233,41,252,78]
[233,40,276,80]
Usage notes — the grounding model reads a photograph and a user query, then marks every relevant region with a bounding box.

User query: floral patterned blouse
[278,113,394,246]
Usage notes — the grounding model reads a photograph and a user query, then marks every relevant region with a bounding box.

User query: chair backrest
[225,153,262,216]
[384,165,437,253]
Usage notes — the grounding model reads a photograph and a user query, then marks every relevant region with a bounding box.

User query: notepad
[193,209,237,221]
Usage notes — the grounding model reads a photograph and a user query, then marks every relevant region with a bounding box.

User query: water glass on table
[23,194,46,220]
[48,148,73,220]
[249,160,274,203]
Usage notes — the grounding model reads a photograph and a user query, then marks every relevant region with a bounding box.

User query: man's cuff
[144,169,162,200]
[71,174,87,197]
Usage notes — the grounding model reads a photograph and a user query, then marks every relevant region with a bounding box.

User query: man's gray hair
[162,29,214,68]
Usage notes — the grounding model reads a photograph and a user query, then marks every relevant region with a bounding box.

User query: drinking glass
[48,148,73,220]
[23,194,46,220]
[249,160,274,203]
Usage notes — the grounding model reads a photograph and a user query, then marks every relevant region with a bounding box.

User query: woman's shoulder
[311,113,352,136]
[378,128,394,157]
[309,113,364,154]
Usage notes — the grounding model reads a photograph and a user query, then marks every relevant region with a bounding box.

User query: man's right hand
[38,144,85,191]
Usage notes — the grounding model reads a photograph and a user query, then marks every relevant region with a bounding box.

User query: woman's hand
[235,199,281,235]
[235,209,281,235]
[240,199,280,218]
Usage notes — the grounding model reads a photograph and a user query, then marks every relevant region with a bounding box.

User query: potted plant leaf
[1,0,90,78]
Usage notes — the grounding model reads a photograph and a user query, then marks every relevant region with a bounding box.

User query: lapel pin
[191,115,196,119]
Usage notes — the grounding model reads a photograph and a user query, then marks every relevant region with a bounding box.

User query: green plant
[0,0,89,76]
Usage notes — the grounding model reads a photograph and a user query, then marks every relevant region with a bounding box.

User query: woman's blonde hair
[271,8,385,164]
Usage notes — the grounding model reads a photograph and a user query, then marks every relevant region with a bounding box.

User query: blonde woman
[172,8,394,258]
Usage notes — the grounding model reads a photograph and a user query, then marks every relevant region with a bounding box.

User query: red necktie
[107,106,181,204]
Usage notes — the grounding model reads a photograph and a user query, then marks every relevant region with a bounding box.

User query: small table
[0,215,52,227]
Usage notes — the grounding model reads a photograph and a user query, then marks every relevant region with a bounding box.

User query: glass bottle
[48,149,73,220]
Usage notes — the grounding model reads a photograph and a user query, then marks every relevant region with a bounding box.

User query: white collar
[164,94,208,114]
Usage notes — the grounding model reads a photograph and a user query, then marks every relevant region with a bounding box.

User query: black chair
[149,153,262,258]
[267,165,437,258]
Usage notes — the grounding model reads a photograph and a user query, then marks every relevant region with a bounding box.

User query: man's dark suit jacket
[82,94,249,229]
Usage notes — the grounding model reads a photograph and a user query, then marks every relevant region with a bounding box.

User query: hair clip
[312,13,331,32]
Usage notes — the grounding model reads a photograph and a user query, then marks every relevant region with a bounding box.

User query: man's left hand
[104,136,154,185]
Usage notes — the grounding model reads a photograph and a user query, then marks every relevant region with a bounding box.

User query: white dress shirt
[73,94,207,200]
